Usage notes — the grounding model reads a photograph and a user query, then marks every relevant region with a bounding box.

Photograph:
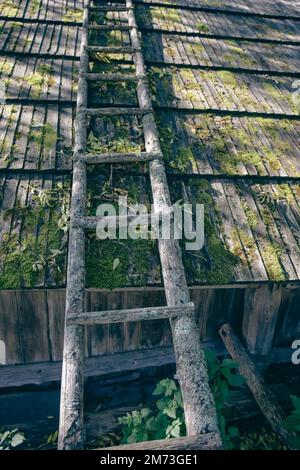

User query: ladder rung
[88,24,133,31]
[86,46,141,54]
[67,303,195,326]
[90,6,133,11]
[73,208,174,230]
[86,107,152,116]
[85,73,138,82]
[80,151,161,164]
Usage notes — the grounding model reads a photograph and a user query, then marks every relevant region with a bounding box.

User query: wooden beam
[80,151,158,164]
[0,344,294,390]
[85,107,152,116]
[242,285,282,355]
[86,46,141,53]
[90,5,132,11]
[87,25,133,31]
[84,73,138,82]
[219,323,293,448]
[73,208,174,230]
[0,347,175,389]
[102,432,222,450]
[67,303,195,325]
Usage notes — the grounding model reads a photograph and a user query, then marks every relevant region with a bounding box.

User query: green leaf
[156,398,168,411]
[228,374,245,387]
[164,406,177,419]
[290,395,300,412]
[222,359,240,369]
[287,435,300,450]
[153,383,164,396]
[141,408,152,418]
[10,433,25,448]
[113,258,120,271]
[228,426,240,439]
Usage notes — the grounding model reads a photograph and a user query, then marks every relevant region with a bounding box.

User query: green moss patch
[0,182,69,289]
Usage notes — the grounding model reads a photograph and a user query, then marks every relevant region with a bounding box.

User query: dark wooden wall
[0,284,299,366]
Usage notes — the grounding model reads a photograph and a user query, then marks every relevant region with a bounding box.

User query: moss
[196,22,210,33]
[241,201,259,229]
[216,70,238,88]
[260,241,285,281]
[262,80,296,112]
[155,115,176,166]
[148,67,174,103]
[187,115,291,175]
[29,0,40,15]
[29,122,57,154]
[0,209,65,289]
[223,40,257,68]
[25,64,55,98]
[238,430,286,450]
[263,149,282,171]
[0,59,14,75]
[86,237,157,289]
[169,147,198,173]
[206,230,238,284]
[275,183,296,205]
[191,180,238,284]
[165,9,181,22]
[63,8,83,22]
[0,182,69,288]
[231,228,256,265]
[87,131,142,155]
[0,106,19,163]
[2,1,18,16]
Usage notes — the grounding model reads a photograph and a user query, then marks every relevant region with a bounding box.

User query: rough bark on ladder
[126,0,220,437]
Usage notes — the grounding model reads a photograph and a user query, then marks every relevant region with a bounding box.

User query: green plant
[38,430,58,449]
[283,395,300,449]
[25,65,54,98]
[29,182,70,233]
[118,351,245,448]
[204,349,245,449]
[196,22,210,33]
[238,430,285,450]
[87,131,141,155]
[118,379,185,444]
[0,429,25,450]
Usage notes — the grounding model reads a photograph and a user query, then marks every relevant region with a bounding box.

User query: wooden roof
[1,0,300,289]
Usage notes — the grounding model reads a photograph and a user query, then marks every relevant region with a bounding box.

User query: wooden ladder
[58,0,221,450]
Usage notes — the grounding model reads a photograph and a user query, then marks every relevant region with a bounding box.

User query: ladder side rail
[126,0,220,437]
[58,0,90,450]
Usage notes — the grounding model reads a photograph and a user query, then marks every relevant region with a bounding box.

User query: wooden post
[126,0,220,437]
[219,323,293,448]
[242,285,282,355]
[58,0,90,450]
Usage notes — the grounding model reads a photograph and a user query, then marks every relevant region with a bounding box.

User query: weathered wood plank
[104,432,222,450]
[68,303,195,325]
[242,285,283,355]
